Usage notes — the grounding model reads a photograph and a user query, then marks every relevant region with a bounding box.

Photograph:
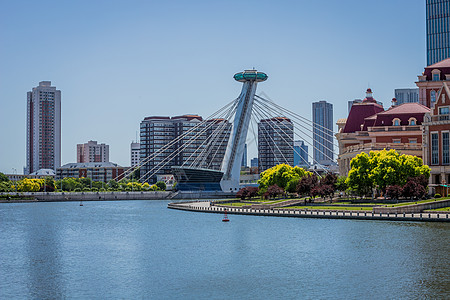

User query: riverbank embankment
[0,191,172,203]
[168,201,450,222]
[0,190,236,203]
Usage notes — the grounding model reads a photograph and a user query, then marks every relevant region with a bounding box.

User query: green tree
[61,177,81,191]
[346,152,373,197]
[0,172,10,183]
[79,177,92,189]
[130,168,140,181]
[336,176,348,192]
[0,181,14,192]
[108,179,119,190]
[285,178,300,193]
[258,164,311,192]
[92,181,104,190]
[155,181,166,191]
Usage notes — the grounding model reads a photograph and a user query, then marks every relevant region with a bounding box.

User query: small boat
[222,210,230,222]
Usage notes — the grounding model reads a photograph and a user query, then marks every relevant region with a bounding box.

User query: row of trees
[0,173,166,193]
[238,150,431,201]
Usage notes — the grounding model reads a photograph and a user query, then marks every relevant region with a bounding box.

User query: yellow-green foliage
[258,164,311,192]
[17,178,42,192]
[127,181,142,191]
[150,184,160,191]
[346,149,430,196]
[142,182,150,190]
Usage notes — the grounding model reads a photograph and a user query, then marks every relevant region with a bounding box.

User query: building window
[409,139,417,143]
[408,118,417,125]
[433,74,440,81]
[439,106,449,115]
[431,133,439,165]
[393,118,401,126]
[431,90,437,102]
[443,132,449,165]
[393,139,401,143]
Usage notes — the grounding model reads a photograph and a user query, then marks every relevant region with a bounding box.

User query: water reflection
[25,204,65,299]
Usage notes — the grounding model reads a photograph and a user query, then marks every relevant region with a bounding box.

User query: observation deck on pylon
[233,70,268,82]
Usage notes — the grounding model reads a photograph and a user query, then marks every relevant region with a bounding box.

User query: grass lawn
[282,206,373,211]
[333,202,382,206]
[384,198,450,207]
[216,202,251,207]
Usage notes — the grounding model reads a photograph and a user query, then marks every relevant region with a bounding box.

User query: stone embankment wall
[0,191,172,202]
[373,199,450,213]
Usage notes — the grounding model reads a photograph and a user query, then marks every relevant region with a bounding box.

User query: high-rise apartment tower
[131,142,140,167]
[77,140,109,163]
[26,81,61,174]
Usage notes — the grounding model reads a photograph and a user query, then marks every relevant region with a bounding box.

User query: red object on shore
[222,210,230,222]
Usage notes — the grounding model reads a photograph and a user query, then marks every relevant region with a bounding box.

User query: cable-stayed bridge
[120,70,338,193]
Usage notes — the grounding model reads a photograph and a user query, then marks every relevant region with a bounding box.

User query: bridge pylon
[220,70,267,192]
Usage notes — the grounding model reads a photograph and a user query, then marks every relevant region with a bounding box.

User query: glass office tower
[426,0,450,66]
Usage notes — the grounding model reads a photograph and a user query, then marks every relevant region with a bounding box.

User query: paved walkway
[168,201,450,222]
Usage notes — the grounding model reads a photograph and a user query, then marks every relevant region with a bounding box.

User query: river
[1,200,449,299]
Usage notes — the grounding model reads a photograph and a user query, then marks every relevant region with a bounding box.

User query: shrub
[386,185,402,199]
[434,193,442,198]
[266,184,284,199]
[236,186,259,200]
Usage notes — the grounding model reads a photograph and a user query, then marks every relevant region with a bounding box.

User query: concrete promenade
[168,201,450,222]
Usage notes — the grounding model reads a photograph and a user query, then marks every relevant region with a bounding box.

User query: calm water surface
[0,200,449,299]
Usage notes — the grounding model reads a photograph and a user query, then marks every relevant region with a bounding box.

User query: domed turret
[363,88,377,103]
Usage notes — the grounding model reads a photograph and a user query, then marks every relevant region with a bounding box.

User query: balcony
[368,125,421,132]
[429,114,450,122]
[343,142,422,155]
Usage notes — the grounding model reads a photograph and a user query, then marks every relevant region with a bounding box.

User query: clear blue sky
[0,0,426,174]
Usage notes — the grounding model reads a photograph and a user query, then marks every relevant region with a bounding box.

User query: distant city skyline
[0,1,427,173]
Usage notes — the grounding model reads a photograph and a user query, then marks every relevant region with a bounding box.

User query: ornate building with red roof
[336,89,430,176]
[419,65,450,194]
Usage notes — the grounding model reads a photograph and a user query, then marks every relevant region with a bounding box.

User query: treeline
[0,174,167,193]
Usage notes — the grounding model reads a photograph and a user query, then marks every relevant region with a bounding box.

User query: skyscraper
[293,140,309,167]
[77,140,109,163]
[241,143,247,167]
[26,81,61,174]
[426,0,450,66]
[258,117,294,172]
[394,88,419,105]
[312,101,333,166]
